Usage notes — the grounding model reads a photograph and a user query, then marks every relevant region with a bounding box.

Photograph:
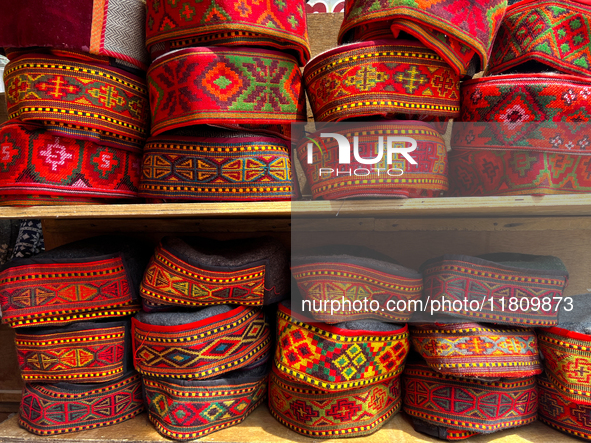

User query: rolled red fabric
[145,0,310,66]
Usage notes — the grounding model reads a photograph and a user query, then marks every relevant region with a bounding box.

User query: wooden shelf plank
[0,407,576,443]
[4,195,591,220]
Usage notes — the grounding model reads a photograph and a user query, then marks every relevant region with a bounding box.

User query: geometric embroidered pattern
[269,366,402,437]
[139,133,293,201]
[338,0,507,75]
[538,327,591,404]
[140,243,265,308]
[420,255,568,326]
[403,363,538,434]
[274,304,409,391]
[448,148,591,197]
[4,53,149,152]
[0,255,139,328]
[296,121,448,200]
[291,261,423,323]
[19,372,144,435]
[15,321,127,383]
[538,373,591,441]
[132,307,270,379]
[304,40,460,123]
[489,0,591,77]
[453,74,591,154]
[147,47,305,138]
[411,323,542,379]
[0,122,141,201]
[144,373,268,440]
[145,0,310,65]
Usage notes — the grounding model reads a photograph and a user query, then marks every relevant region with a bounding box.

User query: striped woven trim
[19,372,144,435]
[144,371,268,440]
[132,307,271,379]
[403,363,538,433]
[0,254,139,328]
[269,366,401,437]
[274,303,409,391]
[411,322,542,379]
[4,53,149,152]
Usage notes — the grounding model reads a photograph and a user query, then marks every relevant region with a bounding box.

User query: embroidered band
[403,363,538,436]
[19,371,144,435]
[0,122,140,202]
[4,53,149,152]
[275,303,409,391]
[269,366,401,438]
[15,320,129,383]
[0,236,147,328]
[139,130,293,201]
[489,0,591,77]
[291,245,422,323]
[448,149,591,196]
[420,253,569,326]
[140,236,288,310]
[147,47,305,140]
[146,0,310,65]
[411,323,542,379]
[132,306,271,379]
[297,121,448,200]
[304,40,460,123]
[539,374,591,441]
[453,74,591,155]
[144,365,268,440]
[339,0,507,75]
[539,327,591,404]
[0,0,149,70]
[0,195,105,206]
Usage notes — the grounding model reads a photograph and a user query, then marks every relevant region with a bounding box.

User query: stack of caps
[0,1,150,206]
[135,236,288,440]
[538,301,591,440]
[449,0,591,196]
[138,0,310,202]
[403,252,570,440]
[0,236,150,435]
[298,0,508,199]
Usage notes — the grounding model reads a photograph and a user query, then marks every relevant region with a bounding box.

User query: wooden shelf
[5,195,591,220]
[0,407,577,443]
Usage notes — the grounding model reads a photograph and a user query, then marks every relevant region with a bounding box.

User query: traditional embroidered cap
[269,364,401,438]
[0,121,140,204]
[538,300,591,405]
[338,0,508,75]
[538,373,591,441]
[403,362,538,439]
[410,323,542,379]
[19,371,144,435]
[0,235,150,328]
[452,73,591,155]
[448,148,591,196]
[15,319,131,384]
[420,253,569,326]
[275,302,409,391]
[147,47,305,141]
[489,0,591,77]
[0,195,106,206]
[139,127,294,202]
[0,0,149,70]
[296,121,448,200]
[145,0,310,65]
[4,52,149,153]
[409,418,478,441]
[291,245,422,323]
[304,40,460,124]
[132,305,271,379]
[140,236,289,310]
[143,363,269,440]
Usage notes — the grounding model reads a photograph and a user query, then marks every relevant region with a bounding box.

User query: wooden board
[0,93,7,124]
[0,407,578,443]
